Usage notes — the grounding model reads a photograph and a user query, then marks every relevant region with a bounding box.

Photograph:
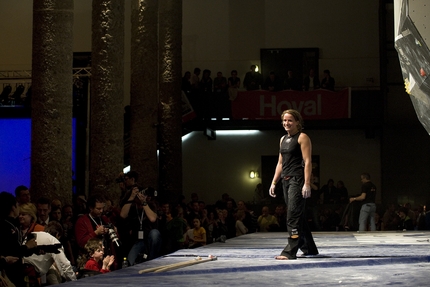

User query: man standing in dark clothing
[302,68,320,91]
[243,65,262,91]
[349,173,377,231]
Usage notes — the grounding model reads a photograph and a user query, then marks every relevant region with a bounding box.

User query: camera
[140,186,157,197]
[104,223,121,247]
[132,185,157,197]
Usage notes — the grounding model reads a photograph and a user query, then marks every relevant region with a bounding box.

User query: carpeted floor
[63,231,430,286]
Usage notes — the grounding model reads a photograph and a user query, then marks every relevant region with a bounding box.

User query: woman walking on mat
[269,109,319,260]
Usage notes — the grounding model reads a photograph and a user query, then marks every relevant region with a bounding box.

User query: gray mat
[63,231,430,286]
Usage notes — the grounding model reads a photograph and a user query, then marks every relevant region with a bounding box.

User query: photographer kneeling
[118,185,161,265]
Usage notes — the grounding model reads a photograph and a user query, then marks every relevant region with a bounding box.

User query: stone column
[130,0,159,189]
[31,0,74,205]
[90,0,124,201]
[158,0,183,203]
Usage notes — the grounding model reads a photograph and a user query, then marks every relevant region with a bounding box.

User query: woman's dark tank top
[280,132,304,177]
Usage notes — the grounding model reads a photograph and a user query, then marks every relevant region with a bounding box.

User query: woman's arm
[269,137,285,197]
[299,133,312,198]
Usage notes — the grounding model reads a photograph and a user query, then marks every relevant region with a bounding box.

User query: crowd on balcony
[182,66,336,119]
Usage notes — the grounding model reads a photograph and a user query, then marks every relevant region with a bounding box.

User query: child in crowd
[185,218,206,248]
[235,210,248,236]
[84,238,115,273]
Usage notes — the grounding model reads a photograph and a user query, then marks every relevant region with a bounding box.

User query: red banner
[231,88,351,120]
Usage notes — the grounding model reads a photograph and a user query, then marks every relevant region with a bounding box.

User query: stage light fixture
[249,170,259,179]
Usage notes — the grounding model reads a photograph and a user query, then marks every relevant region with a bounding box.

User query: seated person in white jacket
[23,221,77,284]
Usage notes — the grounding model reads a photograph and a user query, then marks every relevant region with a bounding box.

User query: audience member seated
[19,203,45,238]
[186,200,201,227]
[73,194,87,217]
[226,198,237,217]
[162,206,187,254]
[184,218,206,248]
[236,200,258,234]
[17,204,46,286]
[223,208,236,239]
[397,207,414,231]
[15,185,31,205]
[50,206,62,223]
[213,209,228,242]
[187,192,199,210]
[274,204,287,232]
[158,202,171,245]
[199,208,209,235]
[204,209,217,244]
[36,197,52,226]
[235,210,248,236]
[257,206,279,232]
[215,193,231,210]
[51,199,62,210]
[75,195,119,269]
[83,238,114,274]
[382,203,399,230]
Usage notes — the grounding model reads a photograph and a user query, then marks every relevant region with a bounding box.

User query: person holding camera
[75,195,119,270]
[116,171,139,203]
[118,185,161,265]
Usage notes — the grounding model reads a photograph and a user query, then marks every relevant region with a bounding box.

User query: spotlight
[249,171,259,179]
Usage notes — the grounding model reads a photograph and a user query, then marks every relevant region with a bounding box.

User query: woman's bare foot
[275,255,289,260]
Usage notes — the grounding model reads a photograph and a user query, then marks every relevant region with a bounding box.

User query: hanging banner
[231,88,351,120]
